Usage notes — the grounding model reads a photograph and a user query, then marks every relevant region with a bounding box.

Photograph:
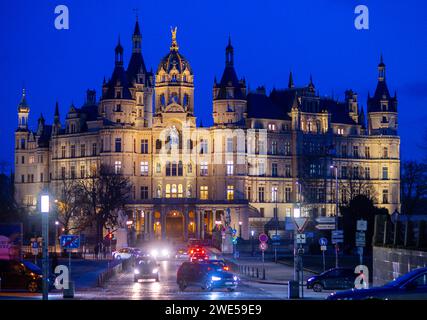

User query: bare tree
[54,178,91,234]
[401,161,427,214]
[77,164,132,244]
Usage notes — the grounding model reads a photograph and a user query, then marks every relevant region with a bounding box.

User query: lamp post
[40,193,50,300]
[251,230,255,256]
[330,165,339,268]
[293,181,302,282]
[55,221,59,253]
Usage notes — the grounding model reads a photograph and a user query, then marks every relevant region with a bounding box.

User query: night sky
[1,0,426,171]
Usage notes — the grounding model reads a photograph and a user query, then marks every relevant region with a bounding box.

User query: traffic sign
[60,235,80,249]
[293,217,308,232]
[319,237,328,246]
[259,233,268,243]
[296,233,306,244]
[315,224,336,230]
[357,220,368,231]
[271,234,281,241]
[259,242,268,251]
[332,230,344,244]
[320,245,327,251]
[316,217,336,224]
[356,231,366,247]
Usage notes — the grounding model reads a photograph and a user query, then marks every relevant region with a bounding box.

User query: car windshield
[384,269,425,287]
[23,261,42,273]
[138,259,156,265]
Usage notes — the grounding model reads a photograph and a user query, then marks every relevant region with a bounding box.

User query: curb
[96,261,123,287]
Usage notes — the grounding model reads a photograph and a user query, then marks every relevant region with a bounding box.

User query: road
[65,258,331,300]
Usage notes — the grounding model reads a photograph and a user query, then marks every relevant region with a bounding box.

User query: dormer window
[115,104,122,112]
[70,123,76,133]
[116,90,122,99]
[381,103,388,111]
[268,123,276,131]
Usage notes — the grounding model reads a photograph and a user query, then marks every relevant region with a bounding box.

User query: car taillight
[223,266,229,271]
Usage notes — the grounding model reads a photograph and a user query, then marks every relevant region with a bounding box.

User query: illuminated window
[140,161,149,176]
[271,186,278,202]
[227,185,234,201]
[226,160,234,175]
[114,161,122,174]
[200,186,208,200]
[200,161,208,176]
[268,123,276,131]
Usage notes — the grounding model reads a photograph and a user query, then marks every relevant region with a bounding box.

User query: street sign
[259,242,268,251]
[60,235,80,249]
[356,231,366,247]
[357,220,368,231]
[332,230,344,244]
[296,233,306,244]
[315,224,336,230]
[319,237,328,246]
[259,233,268,243]
[271,234,281,241]
[293,217,308,232]
[316,217,336,224]
[320,245,327,251]
[31,241,39,255]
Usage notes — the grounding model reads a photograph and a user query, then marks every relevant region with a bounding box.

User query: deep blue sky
[1,0,427,171]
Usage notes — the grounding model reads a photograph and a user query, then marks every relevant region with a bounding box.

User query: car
[188,245,206,256]
[177,262,239,292]
[0,260,55,293]
[205,259,230,271]
[145,241,172,260]
[190,252,209,263]
[175,248,189,259]
[112,247,139,260]
[327,267,427,300]
[133,257,160,282]
[306,268,357,292]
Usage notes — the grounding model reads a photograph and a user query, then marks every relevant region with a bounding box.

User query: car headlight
[151,249,158,257]
[161,249,169,257]
[307,277,315,282]
[233,276,238,281]
[152,268,158,274]
[211,276,221,281]
[134,269,140,274]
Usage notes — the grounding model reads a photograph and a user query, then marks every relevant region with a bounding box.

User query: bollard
[262,268,266,280]
[256,268,259,278]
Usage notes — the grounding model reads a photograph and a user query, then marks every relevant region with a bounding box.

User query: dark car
[0,260,54,292]
[190,251,209,262]
[177,262,239,292]
[327,267,427,300]
[307,268,357,292]
[134,257,160,282]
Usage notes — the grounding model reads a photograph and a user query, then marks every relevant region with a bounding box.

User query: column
[200,210,205,240]
[161,208,166,240]
[183,209,189,242]
[144,210,149,240]
[195,211,200,239]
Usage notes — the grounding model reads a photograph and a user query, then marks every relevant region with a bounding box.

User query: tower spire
[226,35,234,66]
[288,71,294,88]
[378,54,385,82]
[170,26,179,51]
[115,35,124,66]
[132,15,142,53]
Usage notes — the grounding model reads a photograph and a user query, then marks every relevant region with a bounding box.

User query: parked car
[134,257,160,282]
[190,252,209,263]
[0,260,55,292]
[307,268,357,292]
[177,261,239,292]
[327,267,427,300]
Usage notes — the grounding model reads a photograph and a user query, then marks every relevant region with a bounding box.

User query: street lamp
[55,221,59,254]
[40,193,50,300]
[251,230,255,256]
[330,165,339,268]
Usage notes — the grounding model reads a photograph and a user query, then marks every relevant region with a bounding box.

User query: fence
[373,215,427,250]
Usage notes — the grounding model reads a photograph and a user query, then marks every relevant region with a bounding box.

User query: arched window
[160,94,165,107]
[183,94,189,107]
[187,185,192,198]
[165,184,171,198]
[171,184,177,198]
[156,185,162,198]
[169,92,178,104]
[178,161,183,176]
[178,184,183,198]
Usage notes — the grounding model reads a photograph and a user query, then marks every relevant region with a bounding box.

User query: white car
[112,247,137,260]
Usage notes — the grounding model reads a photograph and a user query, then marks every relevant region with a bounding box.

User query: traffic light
[107,232,113,240]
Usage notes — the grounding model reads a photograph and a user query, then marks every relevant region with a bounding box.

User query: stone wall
[373,246,427,286]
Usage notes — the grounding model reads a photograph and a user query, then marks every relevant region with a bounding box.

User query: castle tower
[154,27,194,117]
[212,36,247,127]
[367,55,398,135]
